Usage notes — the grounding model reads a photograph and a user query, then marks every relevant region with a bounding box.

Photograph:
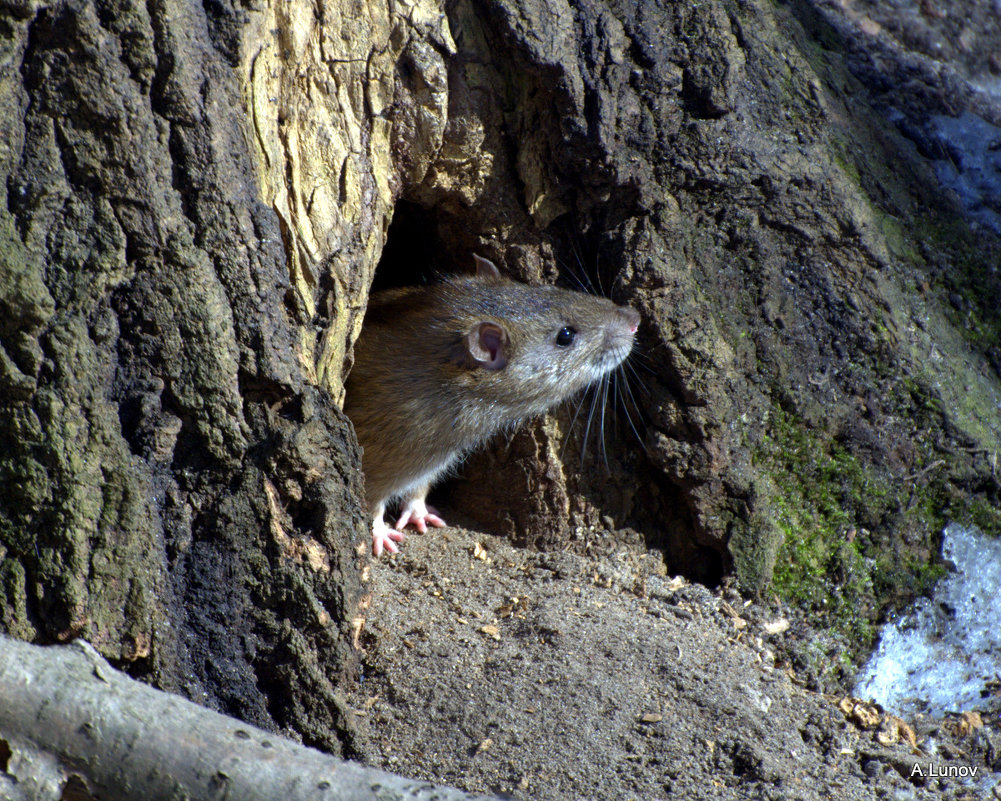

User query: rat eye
[555,326,576,346]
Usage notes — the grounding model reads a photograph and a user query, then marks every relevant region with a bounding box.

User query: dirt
[348,525,999,800]
[2,0,1000,793]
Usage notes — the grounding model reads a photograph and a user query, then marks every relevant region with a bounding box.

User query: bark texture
[1,0,999,773]
[396,0,1001,605]
[0,0,367,753]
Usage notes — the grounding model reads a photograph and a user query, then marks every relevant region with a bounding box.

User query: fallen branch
[0,635,497,801]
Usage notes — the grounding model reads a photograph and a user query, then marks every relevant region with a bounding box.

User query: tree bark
[0,635,498,801]
[0,0,369,753]
[1,0,999,777]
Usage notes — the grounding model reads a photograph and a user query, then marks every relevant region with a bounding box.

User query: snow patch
[855,523,1001,715]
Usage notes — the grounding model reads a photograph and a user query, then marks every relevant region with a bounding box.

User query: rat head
[446,256,640,417]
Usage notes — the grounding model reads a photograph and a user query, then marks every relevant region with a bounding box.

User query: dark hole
[372,200,447,293]
[369,207,726,587]
[692,545,725,587]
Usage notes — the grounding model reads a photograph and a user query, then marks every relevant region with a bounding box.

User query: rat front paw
[394,498,446,534]
[372,518,407,557]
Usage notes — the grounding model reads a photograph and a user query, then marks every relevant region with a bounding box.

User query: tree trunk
[1,0,999,774]
[0,0,369,754]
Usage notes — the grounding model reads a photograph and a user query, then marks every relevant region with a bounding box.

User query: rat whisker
[559,257,591,294]
[617,367,647,451]
[612,370,620,434]
[617,365,639,413]
[580,380,602,470]
[592,243,608,299]
[610,372,620,440]
[561,388,590,463]
[599,373,611,472]
[565,237,600,298]
[624,354,656,385]
[625,348,656,375]
[621,360,649,402]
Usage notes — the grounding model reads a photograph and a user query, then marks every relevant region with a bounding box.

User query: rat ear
[472,254,503,282]
[465,321,508,370]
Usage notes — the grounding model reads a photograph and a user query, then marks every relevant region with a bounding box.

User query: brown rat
[344,255,640,556]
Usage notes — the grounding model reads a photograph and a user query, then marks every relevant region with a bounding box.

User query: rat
[344,254,641,556]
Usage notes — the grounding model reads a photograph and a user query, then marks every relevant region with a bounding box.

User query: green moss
[936,493,1001,541]
[755,408,947,662]
[922,218,1001,353]
[830,146,861,189]
[0,557,37,641]
[758,398,996,684]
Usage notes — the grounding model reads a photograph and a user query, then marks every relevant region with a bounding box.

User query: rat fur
[345,256,640,555]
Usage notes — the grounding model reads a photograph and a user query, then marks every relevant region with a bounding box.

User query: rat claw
[372,519,406,557]
[394,508,421,532]
[423,509,446,529]
[394,499,447,533]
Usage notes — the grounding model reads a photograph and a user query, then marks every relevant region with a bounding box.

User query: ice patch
[854,523,1001,715]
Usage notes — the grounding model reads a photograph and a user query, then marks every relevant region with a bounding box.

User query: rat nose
[617,306,641,334]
